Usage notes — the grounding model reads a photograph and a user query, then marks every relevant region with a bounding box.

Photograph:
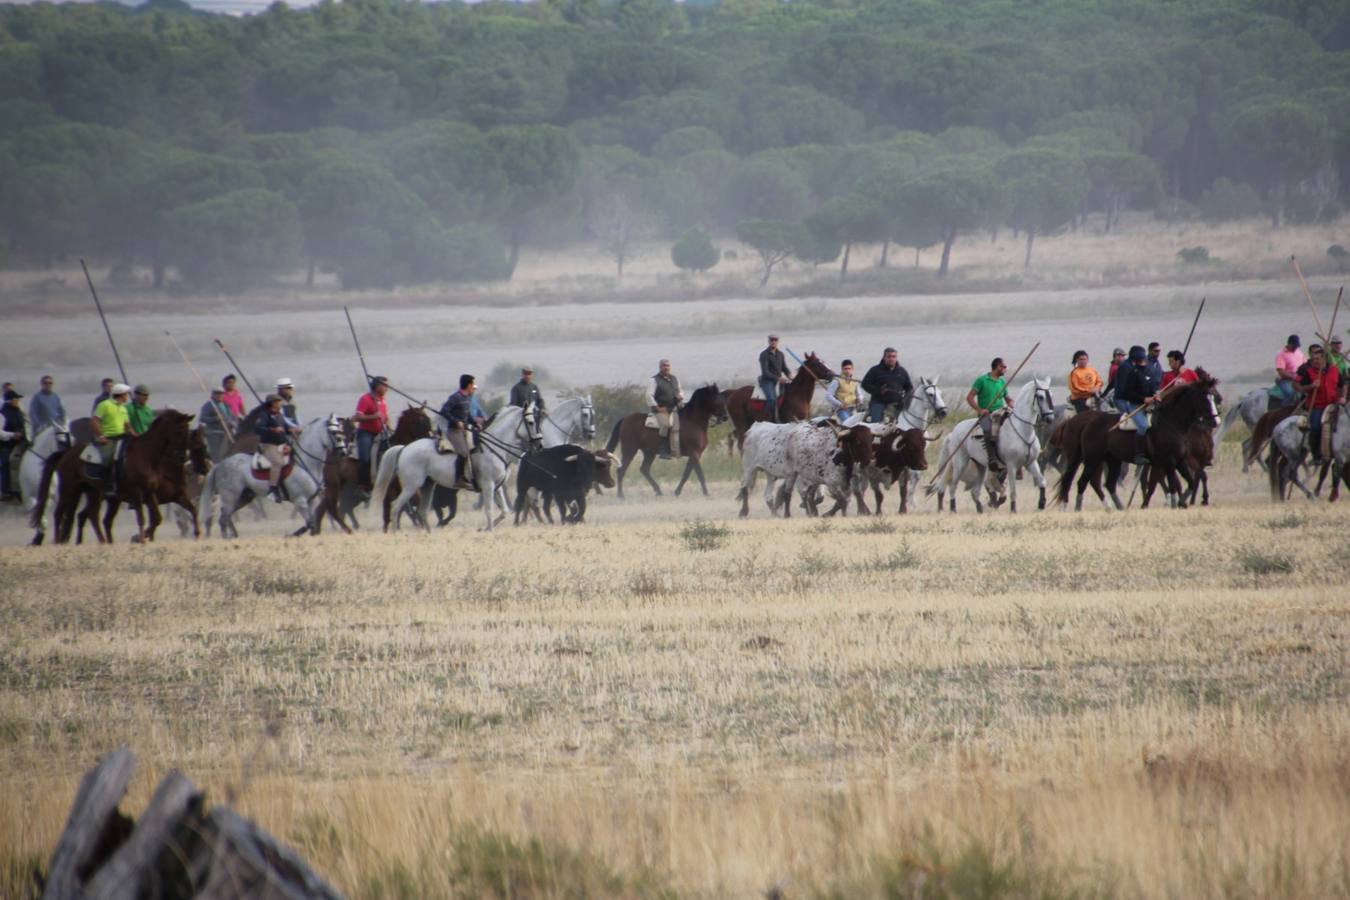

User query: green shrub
[1238,549,1295,576]
[1198,177,1263,222]
[1177,246,1210,264]
[679,518,729,551]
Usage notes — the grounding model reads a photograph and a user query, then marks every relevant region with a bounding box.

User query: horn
[564,454,578,462]
[924,429,944,442]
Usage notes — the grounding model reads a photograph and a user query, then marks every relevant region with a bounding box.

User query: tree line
[1,0,1347,290]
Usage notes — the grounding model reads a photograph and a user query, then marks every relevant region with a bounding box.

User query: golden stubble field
[2,465,1349,898]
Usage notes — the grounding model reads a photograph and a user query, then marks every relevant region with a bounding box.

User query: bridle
[23,423,72,464]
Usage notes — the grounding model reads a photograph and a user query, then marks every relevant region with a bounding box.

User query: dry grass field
[3,464,1349,897]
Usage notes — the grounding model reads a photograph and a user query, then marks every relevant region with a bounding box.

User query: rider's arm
[965,387,981,413]
[824,379,843,409]
[645,381,659,410]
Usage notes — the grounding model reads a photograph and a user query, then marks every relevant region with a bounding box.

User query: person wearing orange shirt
[1067,350,1103,413]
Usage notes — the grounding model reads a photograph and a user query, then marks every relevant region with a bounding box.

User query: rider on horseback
[862,348,913,423]
[758,336,789,423]
[1295,345,1341,462]
[127,385,155,436]
[1274,335,1305,406]
[1,389,25,502]
[825,359,863,421]
[1116,345,1160,464]
[91,383,132,498]
[647,359,683,459]
[276,378,300,431]
[967,357,1010,474]
[354,376,390,493]
[1068,350,1103,413]
[255,394,295,503]
[441,374,482,491]
[509,367,545,443]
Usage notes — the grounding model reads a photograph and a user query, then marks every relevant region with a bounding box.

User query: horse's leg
[674,458,694,496]
[1241,437,1252,474]
[146,502,163,541]
[639,451,662,496]
[693,457,709,496]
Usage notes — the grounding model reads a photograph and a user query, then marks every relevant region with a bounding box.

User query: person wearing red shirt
[1296,345,1340,461]
[353,376,390,490]
[1159,350,1199,389]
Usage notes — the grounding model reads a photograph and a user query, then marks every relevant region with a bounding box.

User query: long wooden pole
[1291,256,1330,344]
[165,331,234,444]
[1181,297,1205,358]
[926,341,1039,486]
[81,259,128,385]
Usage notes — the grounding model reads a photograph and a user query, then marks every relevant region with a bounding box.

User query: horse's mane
[688,383,720,406]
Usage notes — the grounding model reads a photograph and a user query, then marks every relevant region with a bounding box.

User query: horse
[930,378,1056,514]
[605,384,727,498]
[375,405,547,532]
[32,411,202,543]
[1217,388,1288,472]
[842,376,948,513]
[1316,403,1350,501]
[260,415,350,535]
[1141,424,1216,508]
[725,354,836,451]
[199,430,327,538]
[19,422,73,546]
[1054,372,1221,511]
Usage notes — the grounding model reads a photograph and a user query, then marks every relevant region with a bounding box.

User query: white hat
[276,377,294,388]
[111,383,132,395]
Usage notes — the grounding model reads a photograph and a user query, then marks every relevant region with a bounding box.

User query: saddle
[251,446,293,481]
[748,395,786,416]
[1117,411,1152,432]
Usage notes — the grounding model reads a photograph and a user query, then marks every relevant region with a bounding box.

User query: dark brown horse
[605,384,725,498]
[33,410,204,543]
[1054,371,1221,511]
[1142,423,1216,508]
[725,353,836,450]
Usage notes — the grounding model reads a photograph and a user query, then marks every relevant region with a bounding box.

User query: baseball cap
[3,389,22,401]
[111,383,132,395]
[133,384,150,395]
[1288,334,1301,347]
[276,377,294,388]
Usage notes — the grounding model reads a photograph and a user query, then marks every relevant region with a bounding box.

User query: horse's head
[395,406,432,442]
[1033,377,1056,424]
[326,414,349,454]
[801,352,837,383]
[579,395,597,441]
[917,377,948,421]
[1193,368,1222,428]
[1161,375,1222,430]
[688,384,725,420]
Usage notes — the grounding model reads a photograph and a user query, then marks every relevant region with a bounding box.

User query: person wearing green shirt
[1330,335,1349,387]
[965,357,1010,474]
[127,385,156,436]
[91,383,132,497]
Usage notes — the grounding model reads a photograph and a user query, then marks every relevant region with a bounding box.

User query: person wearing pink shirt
[220,373,246,418]
[1273,334,1305,405]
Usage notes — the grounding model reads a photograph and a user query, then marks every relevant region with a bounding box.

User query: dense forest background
[1,0,1348,292]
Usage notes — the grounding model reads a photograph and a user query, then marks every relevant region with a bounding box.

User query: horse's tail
[606,418,623,454]
[199,466,218,536]
[1215,398,1244,445]
[28,449,63,529]
[371,445,403,512]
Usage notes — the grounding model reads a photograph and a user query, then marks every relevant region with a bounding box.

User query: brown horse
[725,353,837,450]
[1054,371,1221,511]
[33,410,203,543]
[605,384,726,498]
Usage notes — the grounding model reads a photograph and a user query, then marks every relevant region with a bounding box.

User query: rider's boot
[982,436,1006,473]
[658,435,673,459]
[453,456,477,492]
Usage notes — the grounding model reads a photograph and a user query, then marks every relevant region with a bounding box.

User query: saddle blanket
[251,448,293,481]
[750,384,766,402]
[644,414,659,429]
[1117,412,1153,432]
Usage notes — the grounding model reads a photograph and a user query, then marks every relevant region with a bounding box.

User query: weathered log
[41,747,136,900]
[41,751,344,900]
[198,809,344,900]
[85,771,204,900]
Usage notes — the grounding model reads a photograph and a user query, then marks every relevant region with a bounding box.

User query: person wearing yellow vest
[91,383,132,497]
[825,359,864,421]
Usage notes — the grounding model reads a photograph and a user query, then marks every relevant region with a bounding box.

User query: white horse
[930,377,1056,513]
[375,397,596,532]
[1266,405,1348,502]
[1217,388,1280,472]
[198,416,339,538]
[20,422,72,545]
[843,376,948,513]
